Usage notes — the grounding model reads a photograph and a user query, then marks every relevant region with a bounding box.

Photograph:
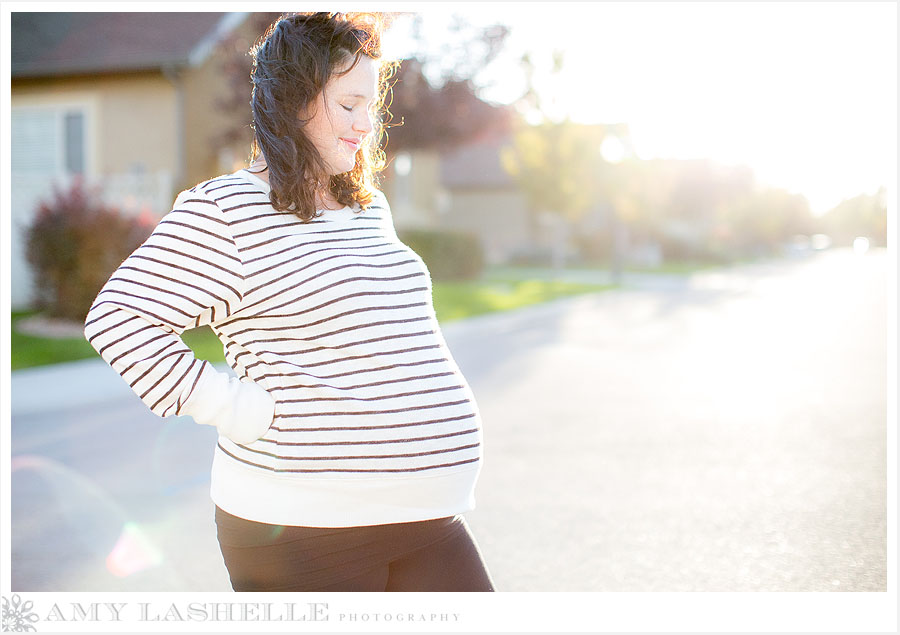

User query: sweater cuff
[183,364,275,445]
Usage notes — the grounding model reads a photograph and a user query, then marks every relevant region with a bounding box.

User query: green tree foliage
[397,229,484,280]
[500,119,603,223]
[499,120,613,270]
[598,155,670,236]
[646,160,814,259]
[820,188,887,246]
[598,157,818,261]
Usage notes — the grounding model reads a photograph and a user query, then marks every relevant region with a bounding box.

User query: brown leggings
[214,506,495,592]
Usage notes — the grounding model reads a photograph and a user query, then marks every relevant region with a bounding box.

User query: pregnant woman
[84,11,494,592]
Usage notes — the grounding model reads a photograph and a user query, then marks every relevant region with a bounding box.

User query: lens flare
[105,522,164,577]
[12,454,166,580]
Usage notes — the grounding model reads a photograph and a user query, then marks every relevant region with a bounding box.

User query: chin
[327,156,356,175]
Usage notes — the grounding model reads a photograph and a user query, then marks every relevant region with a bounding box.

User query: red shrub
[25,178,154,322]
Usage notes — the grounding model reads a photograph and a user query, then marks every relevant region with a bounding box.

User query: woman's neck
[247,160,341,210]
[316,189,342,210]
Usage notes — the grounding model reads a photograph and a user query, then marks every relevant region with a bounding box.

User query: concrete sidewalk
[12,358,133,417]
[10,356,240,418]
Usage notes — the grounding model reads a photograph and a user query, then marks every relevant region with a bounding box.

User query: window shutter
[10,109,60,174]
[11,107,86,176]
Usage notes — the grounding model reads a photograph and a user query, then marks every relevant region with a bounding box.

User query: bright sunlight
[385,2,896,216]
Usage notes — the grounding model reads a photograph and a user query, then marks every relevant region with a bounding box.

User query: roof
[11,12,248,78]
[440,134,516,189]
[440,122,636,189]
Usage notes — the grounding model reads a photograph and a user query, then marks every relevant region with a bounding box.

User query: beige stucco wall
[12,73,178,179]
[409,151,442,222]
[381,149,442,229]
[12,16,264,197]
[98,75,178,177]
[182,42,247,188]
[439,189,531,264]
[11,74,180,307]
[381,150,533,264]
[8,16,264,308]
[181,14,277,189]
[12,38,261,197]
[182,62,231,188]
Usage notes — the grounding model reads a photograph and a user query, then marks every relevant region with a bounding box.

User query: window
[393,151,411,206]
[64,111,85,174]
[11,106,86,176]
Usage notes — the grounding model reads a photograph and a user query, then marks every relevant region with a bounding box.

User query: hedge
[397,228,485,281]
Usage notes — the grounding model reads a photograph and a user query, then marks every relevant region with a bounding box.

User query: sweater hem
[209,446,480,528]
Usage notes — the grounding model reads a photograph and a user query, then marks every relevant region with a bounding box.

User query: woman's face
[303,55,379,176]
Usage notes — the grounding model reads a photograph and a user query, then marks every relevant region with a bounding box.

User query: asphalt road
[10,247,888,592]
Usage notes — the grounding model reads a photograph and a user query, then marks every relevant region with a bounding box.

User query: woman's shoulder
[160,172,275,236]
[176,171,272,211]
[192,171,268,199]
[364,188,391,213]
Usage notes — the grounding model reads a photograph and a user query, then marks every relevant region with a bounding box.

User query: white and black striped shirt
[85,169,483,527]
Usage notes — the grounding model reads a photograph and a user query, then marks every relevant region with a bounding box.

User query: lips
[340,138,360,150]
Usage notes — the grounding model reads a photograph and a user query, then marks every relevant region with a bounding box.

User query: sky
[384,2,897,216]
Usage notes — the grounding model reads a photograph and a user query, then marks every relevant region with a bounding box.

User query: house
[8,11,526,309]
[8,11,638,312]
[437,133,534,264]
[383,133,533,265]
[9,11,265,309]
[383,123,637,266]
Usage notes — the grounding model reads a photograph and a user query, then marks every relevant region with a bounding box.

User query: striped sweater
[84,169,483,527]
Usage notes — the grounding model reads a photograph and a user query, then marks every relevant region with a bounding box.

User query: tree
[25,179,153,321]
[726,186,815,255]
[820,188,887,247]
[384,15,514,155]
[385,58,513,153]
[501,119,607,270]
[399,13,510,87]
[501,119,602,223]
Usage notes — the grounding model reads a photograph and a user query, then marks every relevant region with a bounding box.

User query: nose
[353,108,374,136]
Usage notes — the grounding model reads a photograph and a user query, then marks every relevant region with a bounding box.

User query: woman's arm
[83,187,274,445]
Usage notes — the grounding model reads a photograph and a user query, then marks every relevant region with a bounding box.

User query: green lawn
[10,312,99,370]
[432,277,612,322]
[10,275,614,370]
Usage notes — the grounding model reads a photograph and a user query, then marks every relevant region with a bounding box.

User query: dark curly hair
[249,12,396,221]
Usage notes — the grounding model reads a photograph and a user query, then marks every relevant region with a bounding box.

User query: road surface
[10,247,888,592]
